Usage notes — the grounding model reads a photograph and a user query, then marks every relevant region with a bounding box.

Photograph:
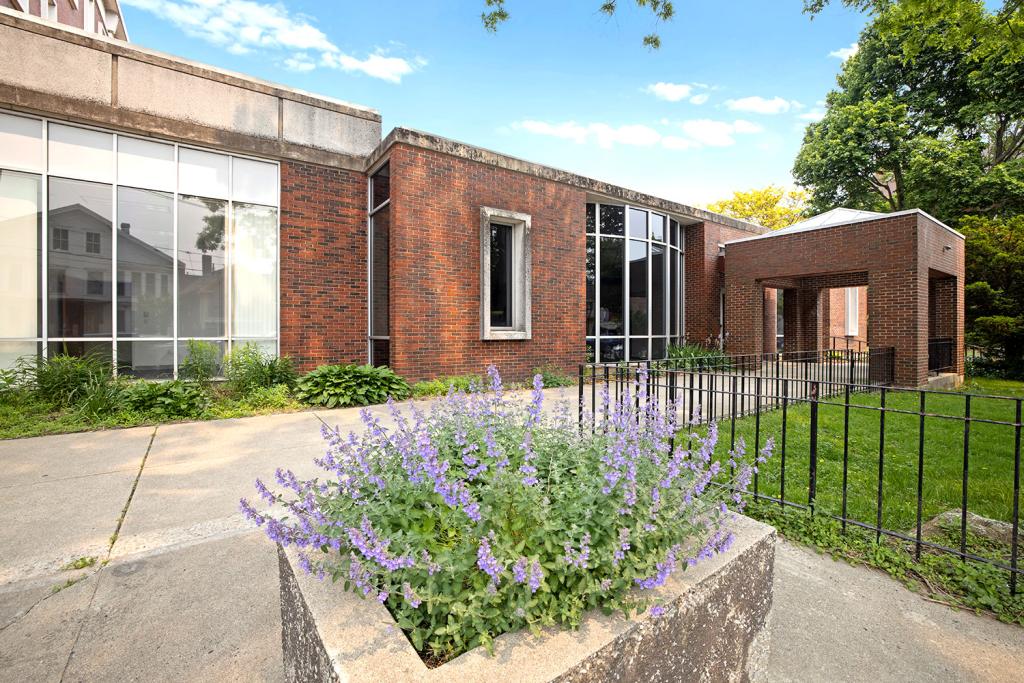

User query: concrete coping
[722,208,965,246]
[367,127,768,237]
[279,514,776,683]
[0,8,381,122]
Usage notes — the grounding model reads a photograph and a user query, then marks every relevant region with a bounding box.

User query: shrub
[532,364,575,388]
[223,343,298,396]
[666,343,732,371]
[240,384,298,410]
[75,376,129,419]
[19,353,112,407]
[244,367,771,662]
[295,364,410,408]
[123,380,209,419]
[178,340,220,387]
[410,374,484,398]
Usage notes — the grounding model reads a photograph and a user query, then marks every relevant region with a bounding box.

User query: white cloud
[645,82,692,102]
[512,121,660,149]
[829,42,859,61]
[513,117,761,151]
[645,82,712,105]
[121,0,422,82]
[799,109,826,122]
[678,119,762,147]
[724,96,800,115]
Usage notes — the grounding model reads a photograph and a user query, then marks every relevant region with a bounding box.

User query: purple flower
[402,582,422,608]
[512,557,528,584]
[528,559,543,593]
[477,532,502,585]
[563,533,591,569]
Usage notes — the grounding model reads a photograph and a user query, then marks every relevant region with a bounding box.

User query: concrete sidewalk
[1,397,1021,681]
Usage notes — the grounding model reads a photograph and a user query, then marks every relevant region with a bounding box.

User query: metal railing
[577,358,1021,595]
[929,337,955,374]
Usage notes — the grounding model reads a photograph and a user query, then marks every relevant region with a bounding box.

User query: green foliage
[295,364,411,408]
[531,365,575,388]
[19,353,112,407]
[75,376,129,419]
[794,2,1024,216]
[665,343,732,370]
[61,556,97,571]
[411,374,486,398]
[748,501,1023,626]
[707,185,809,229]
[222,343,298,396]
[481,0,674,48]
[178,340,220,387]
[123,380,210,419]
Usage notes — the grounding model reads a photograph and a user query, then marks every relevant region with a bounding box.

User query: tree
[481,0,675,48]
[804,0,1024,61]
[707,186,808,230]
[793,1,1024,218]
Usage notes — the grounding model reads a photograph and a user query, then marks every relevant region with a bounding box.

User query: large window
[586,202,685,362]
[0,112,280,377]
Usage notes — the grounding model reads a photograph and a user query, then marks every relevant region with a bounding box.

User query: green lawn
[717,377,1022,532]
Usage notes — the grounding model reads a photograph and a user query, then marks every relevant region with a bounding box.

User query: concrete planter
[279,515,775,683]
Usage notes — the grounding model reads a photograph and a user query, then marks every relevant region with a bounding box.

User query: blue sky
[121,0,867,207]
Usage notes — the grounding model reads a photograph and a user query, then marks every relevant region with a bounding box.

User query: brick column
[929,276,962,375]
[783,288,823,356]
[723,273,764,368]
[868,269,927,386]
[763,289,777,354]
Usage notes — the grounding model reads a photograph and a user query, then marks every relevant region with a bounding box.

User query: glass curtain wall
[0,112,280,377]
[585,202,685,362]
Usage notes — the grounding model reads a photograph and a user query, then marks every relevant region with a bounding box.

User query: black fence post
[577,364,585,435]
[961,394,972,557]
[1012,399,1021,596]
[809,381,819,515]
[876,387,887,543]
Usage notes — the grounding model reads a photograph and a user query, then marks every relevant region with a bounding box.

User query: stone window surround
[479,206,531,341]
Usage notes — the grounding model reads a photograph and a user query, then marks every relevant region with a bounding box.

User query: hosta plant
[243,367,771,663]
[294,364,410,408]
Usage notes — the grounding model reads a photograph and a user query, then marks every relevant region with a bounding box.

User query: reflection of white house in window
[845,287,859,337]
[52,227,69,251]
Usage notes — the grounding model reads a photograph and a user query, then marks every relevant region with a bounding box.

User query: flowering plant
[242,367,771,663]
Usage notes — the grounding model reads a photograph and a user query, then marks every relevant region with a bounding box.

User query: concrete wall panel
[0,22,110,103]
[282,99,379,158]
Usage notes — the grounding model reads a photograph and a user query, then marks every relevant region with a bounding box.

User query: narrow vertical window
[489,223,513,328]
[480,207,531,340]
[845,287,859,337]
[369,163,391,366]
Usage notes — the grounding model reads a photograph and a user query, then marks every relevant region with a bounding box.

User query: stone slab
[280,514,775,683]
[282,99,381,158]
[63,531,283,682]
[769,540,1024,682]
[0,23,111,103]
[0,572,98,682]
[0,426,154,488]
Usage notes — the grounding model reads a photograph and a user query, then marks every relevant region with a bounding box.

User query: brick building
[0,9,963,386]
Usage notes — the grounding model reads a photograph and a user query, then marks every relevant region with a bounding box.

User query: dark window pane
[599,237,624,335]
[651,244,666,335]
[371,339,390,368]
[650,213,665,242]
[47,340,111,363]
[629,240,647,335]
[652,337,667,360]
[628,207,647,239]
[669,219,679,246]
[117,340,173,379]
[586,202,596,234]
[117,187,173,337]
[177,195,226,337]
[599,205,624,236]
[371,205,390,337]
[586,236,595,336]
[48,178,112,337]
[371,162,390,210]
[0,170,42,339]
[490,223,513,328]
[585,338,595,363]
[600,338,624,362]
[629,337,648,361]
[671,249,679,338]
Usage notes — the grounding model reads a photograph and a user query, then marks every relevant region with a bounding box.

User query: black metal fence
[577,358,1021,595]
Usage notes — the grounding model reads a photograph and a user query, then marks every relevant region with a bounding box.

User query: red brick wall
[386,144,586,383]
[827,286,868,341]
[684,220,764,347]
[724,213,965,386]
[278,160,368,370]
